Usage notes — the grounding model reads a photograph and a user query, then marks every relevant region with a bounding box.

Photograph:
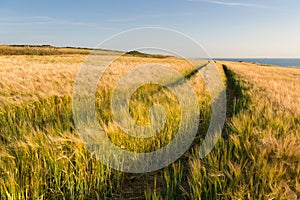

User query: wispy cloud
[187,0,268,8]
[0,15,96,27]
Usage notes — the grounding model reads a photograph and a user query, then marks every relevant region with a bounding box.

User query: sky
[0,0,300,58]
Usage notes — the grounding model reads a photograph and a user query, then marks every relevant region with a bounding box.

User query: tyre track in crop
[115,61,210,199]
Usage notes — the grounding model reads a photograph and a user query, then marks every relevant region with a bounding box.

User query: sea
[212,58,300,67]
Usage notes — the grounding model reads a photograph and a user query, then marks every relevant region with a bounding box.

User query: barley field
[188,61,300,199]
[0,46,299,199]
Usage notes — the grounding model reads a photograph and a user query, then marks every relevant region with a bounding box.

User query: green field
[0,46,299,199]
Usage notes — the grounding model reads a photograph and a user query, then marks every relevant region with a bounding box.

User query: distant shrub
[125,50,170,59]
[0,45,92,55]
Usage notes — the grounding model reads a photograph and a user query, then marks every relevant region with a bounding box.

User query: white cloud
[0,15,96,27]
[187,0,268,8]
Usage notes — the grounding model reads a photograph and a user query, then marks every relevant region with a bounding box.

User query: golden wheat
[217,61,300,114]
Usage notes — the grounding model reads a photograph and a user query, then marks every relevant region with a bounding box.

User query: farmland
[0,46,299,199]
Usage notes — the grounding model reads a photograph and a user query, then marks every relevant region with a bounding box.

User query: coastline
[212,58,300,68]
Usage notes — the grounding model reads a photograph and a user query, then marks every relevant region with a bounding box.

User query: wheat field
[0,46,299,199]
[217,61,300,114]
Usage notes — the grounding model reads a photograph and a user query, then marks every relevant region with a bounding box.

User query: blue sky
[0,0,299,58]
